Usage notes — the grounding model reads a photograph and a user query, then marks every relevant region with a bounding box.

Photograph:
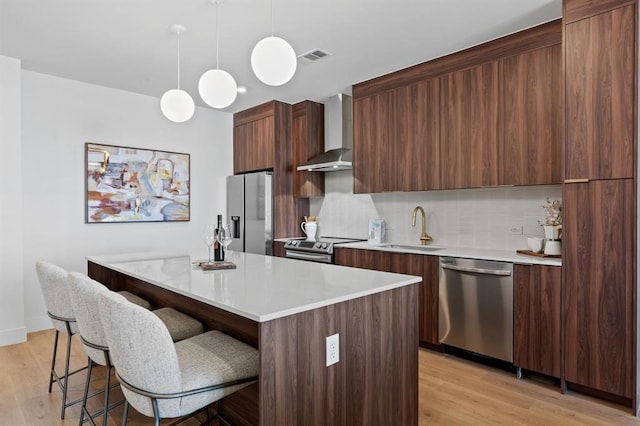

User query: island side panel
[259,283,419,426]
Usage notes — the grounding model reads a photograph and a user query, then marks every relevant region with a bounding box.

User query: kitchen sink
[384,244,443,252]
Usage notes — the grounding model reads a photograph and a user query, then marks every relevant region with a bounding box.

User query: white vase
[543,225,560,240]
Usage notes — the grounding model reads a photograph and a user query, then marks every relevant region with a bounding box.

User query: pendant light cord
[270,0,274,36]
[177,32,181,90]
[216,0,220,69]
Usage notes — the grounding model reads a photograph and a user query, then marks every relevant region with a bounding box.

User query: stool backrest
[98,290,182,415]
[67,272,111,364]
[35,261,74,332]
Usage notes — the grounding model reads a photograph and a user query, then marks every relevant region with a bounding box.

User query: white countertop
[87,250,421,323]
[338,242,562,266]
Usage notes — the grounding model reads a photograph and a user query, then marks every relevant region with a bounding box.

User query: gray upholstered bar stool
[99,290,259,426]
[67,272,205,426]
[35,261,86,419]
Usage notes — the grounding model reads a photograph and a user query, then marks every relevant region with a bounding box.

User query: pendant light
[251,0,297,86]
[199,0,238,109]
[160,24,195,123]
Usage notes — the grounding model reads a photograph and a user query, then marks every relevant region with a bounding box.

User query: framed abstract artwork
[85,142,190,223]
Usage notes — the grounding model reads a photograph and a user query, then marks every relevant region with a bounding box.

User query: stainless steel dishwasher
[438,257,514,363]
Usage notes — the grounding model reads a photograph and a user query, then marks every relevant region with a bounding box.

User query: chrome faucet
[412,206,433,245]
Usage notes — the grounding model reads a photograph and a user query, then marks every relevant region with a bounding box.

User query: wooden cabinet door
[514,264,561,377]
[563,179,634,398]
[500,45,562,185]
[334,248,391,271]
[389,253,439,345]
[233,108,275,174]
[273,241,286,258]
[440,62,499,189]
[292,101,324,198]
[353,88,405,193]
[564,5,635,180]
[404,78,441,191]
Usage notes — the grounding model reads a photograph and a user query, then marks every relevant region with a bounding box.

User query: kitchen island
[87,250,421,426]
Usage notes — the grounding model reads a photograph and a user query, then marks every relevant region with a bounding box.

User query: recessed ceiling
[0,0,562,113]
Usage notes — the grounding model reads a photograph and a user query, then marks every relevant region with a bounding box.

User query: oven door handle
[285,250,332,263]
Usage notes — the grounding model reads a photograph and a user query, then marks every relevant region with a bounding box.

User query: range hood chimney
[297,93,353,172]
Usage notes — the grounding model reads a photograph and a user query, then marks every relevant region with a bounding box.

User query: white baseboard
[25,314,53,334]
[0,326,27,347]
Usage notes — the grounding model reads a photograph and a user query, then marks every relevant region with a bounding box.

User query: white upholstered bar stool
[67,272,205,426]
[99,290,259,426]
[35,260,87,419]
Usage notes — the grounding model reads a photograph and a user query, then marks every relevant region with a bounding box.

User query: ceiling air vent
[299,49,332,63]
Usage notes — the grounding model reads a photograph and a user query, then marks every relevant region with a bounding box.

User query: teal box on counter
[368,219,385,245]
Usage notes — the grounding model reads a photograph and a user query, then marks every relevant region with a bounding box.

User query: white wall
[20,71,233,334]
[310,171,562,251]
[0,56,26,346]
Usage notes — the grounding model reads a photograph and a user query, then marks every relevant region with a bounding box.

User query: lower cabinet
[273,241,286,258]
[514,264,561,378]
[335,248,440,346]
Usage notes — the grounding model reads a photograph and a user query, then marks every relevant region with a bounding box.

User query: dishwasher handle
[440,262,512,276]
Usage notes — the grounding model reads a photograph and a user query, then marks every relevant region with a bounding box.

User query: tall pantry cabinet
[562,0,638,409]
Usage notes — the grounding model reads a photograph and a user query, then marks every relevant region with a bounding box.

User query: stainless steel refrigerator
[226,172,273,255]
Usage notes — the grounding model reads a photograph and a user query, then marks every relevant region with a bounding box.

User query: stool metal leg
[60,329,73,419]
[79,357,93,426]
[49,330,60,393]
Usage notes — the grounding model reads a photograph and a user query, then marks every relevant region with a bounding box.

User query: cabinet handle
[564,178,589,184]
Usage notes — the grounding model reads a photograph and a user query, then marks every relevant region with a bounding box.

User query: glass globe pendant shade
[251,36,297,86]
[198,68,238,109]
[160,89,195,123]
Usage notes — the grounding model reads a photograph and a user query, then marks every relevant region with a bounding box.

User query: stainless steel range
[284,237,363,263]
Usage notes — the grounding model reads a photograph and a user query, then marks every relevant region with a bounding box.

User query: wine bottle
[214,214,225,261]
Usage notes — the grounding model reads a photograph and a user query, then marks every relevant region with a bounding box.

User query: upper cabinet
[404,79,441,191]
[233,102,276,174]
[292,101,325,197]
[352,19,562,193]
[440,62,499,189]
[233,101,310,239]
[353,87,406,193]
[564,3,635,180]
[500,44,562,185]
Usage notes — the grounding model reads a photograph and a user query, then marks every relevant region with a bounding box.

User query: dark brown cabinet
[563,179,634,398]
[334,247,390,271]
[292,101,325,198]
[440,62,499,189]
[233,103,275,174]
[500,44,562,186]
[564,4,635,181]
[404,79,441,191]
[335,248,440,346]
[233,101,309,239]
[273,241,286,258]
[562,0,637,405]
[352,20,562,193]
[353,88,405,193]
[514,264,561,378]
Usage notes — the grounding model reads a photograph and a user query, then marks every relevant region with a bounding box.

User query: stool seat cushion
[153,307,204,342]
[118,291,151,310]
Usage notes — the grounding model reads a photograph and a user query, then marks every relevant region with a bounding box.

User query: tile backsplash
[309,170,562,251]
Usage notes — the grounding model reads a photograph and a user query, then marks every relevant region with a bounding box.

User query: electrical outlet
[326,333,339,366]
[508,225,523,235]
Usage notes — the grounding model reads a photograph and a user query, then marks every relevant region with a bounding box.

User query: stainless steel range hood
[297,93,353,172]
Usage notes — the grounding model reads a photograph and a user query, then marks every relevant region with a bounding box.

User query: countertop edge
[337,242,562,267]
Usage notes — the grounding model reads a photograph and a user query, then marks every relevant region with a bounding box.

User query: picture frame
[85,142,190,223]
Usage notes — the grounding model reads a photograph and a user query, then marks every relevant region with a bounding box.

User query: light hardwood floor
[2,330,640,425]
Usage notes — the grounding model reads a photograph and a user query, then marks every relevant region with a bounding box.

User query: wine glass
[203,224,216,263]
[216,224,233,260]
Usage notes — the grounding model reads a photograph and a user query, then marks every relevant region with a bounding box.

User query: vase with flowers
[540,198,562,255]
